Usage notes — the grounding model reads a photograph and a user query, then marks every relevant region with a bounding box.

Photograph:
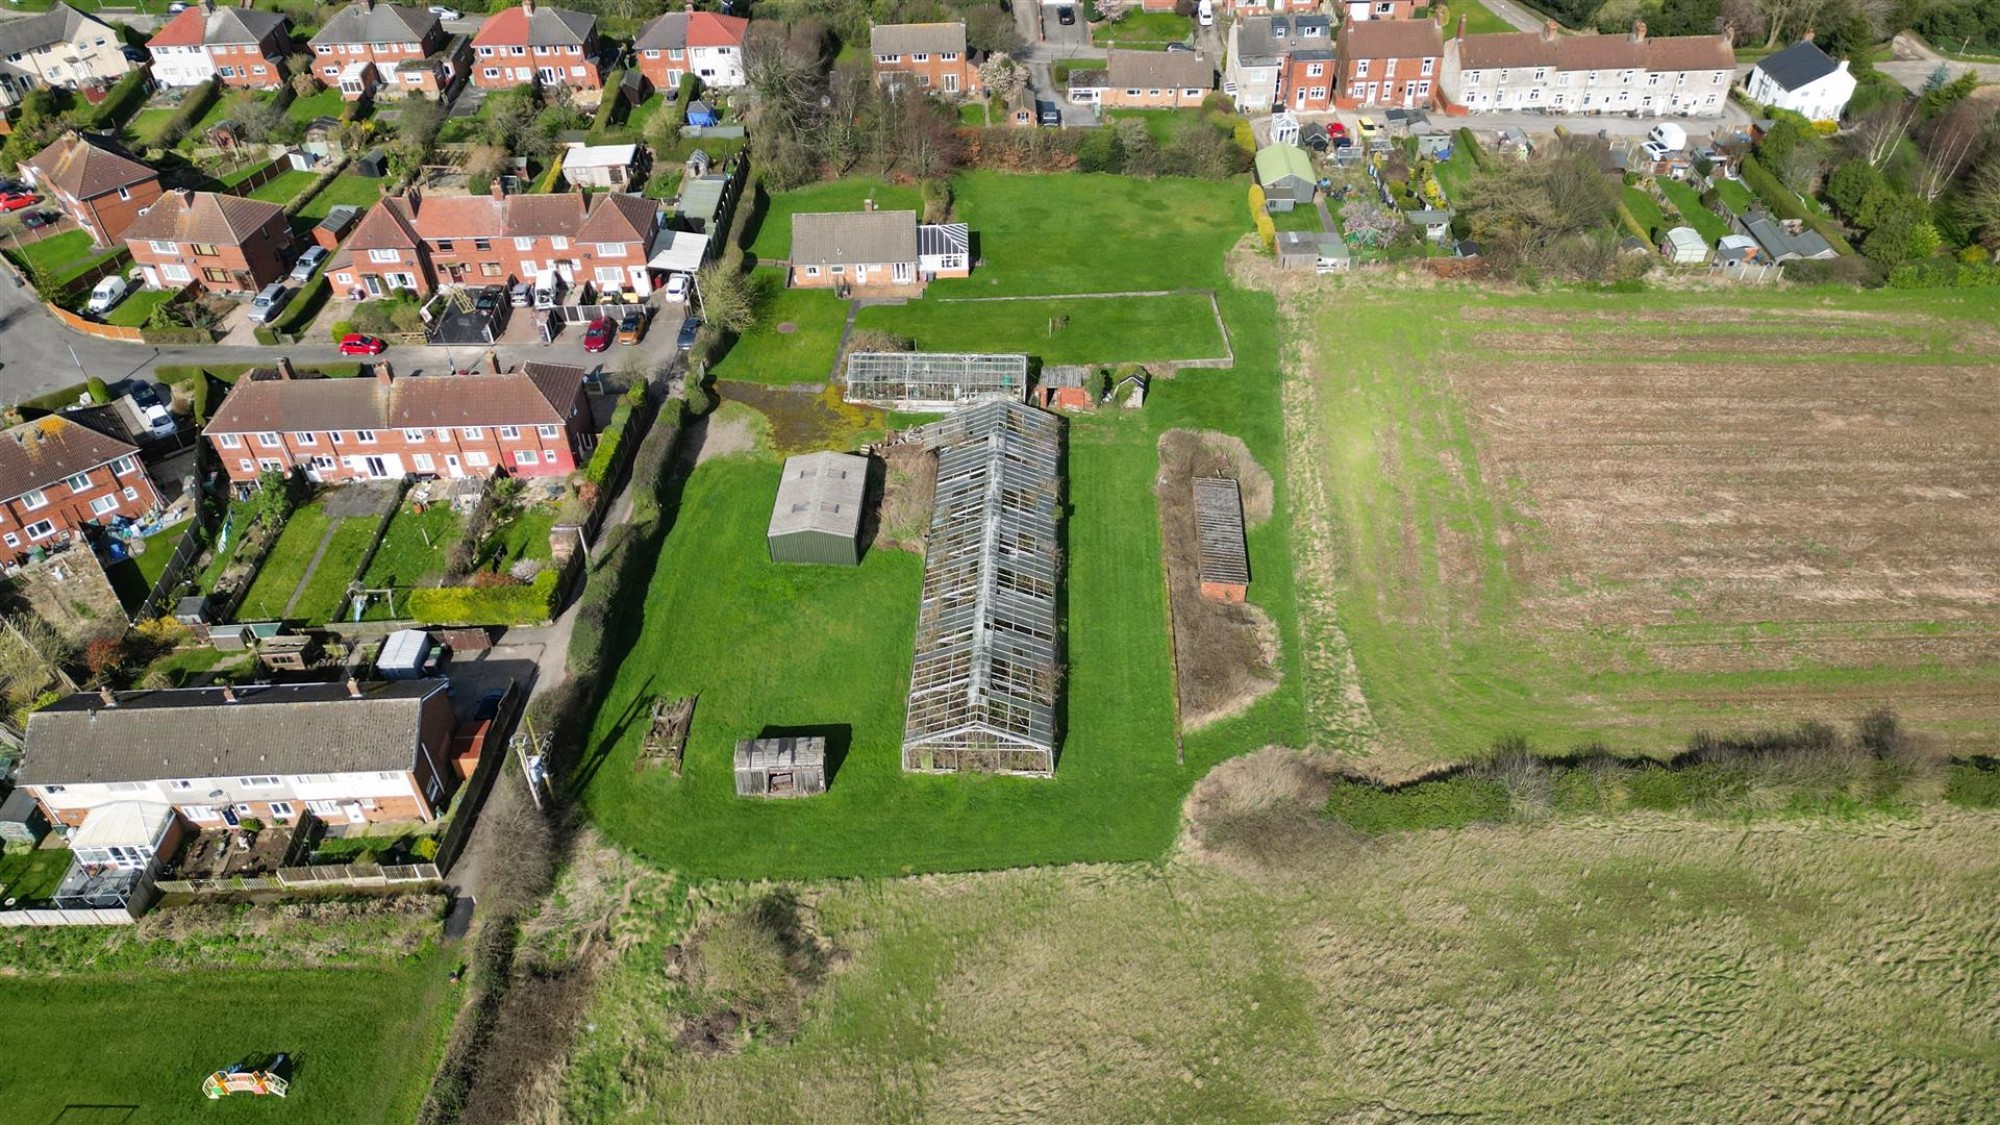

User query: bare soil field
[1291,287,2000,769]
[553,797,2000,1123]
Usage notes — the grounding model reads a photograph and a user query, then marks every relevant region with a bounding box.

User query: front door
[538,66,558,83]
[364,274,384,297]
[345,803,367,824]
[445,455,463,478]
[854,265,869,285]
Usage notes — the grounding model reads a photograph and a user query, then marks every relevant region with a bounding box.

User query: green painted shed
[767,451,868,566]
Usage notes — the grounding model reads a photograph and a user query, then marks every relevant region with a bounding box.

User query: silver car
[247,282,292,324]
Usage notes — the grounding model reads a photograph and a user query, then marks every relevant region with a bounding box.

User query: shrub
[1247,182,1275,251]
[407,570,560,626]
[1945,758,2000,808]
[1323,775,1512,834]
[157,78,221,149]
[919,178,952,223]
[84,376,110,404]
[79,71,149,131]
[583,399,635,484]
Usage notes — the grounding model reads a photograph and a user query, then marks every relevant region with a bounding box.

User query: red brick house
[788,208,970,293]
[1344,0,1420,21]
[124,190,295,294]
[204,358,590,484]
[308,0,453,100]
[326,186,659,299]
[17,680,463,831]
[1335,15,1443,110]
[471,0,605,97]
[19,131,162,247]
[869,22,982,97]
[633,6,749,91]
[0,415,158,565]
[146,1,291,90]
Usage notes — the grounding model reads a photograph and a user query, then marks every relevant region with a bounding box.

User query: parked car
[0,192,40,211]
[475,285,503,313]
[0,180,22,194]
[582,317,614,353]
[663,272,690,303]
[1356,117,1380,139]
[509,280,531,307]
[337,333,387,355]
[1037,101,1061,127]
[166,1,187,12]
[676,316,700,350]
[21,211,55,230]
[85,276,127,314]
[616,311,646,346]
[1056,5,1075,23]
[289,245,328,282]
[427,4,463,18]
[247,282,291,324]
[124,382,176,438]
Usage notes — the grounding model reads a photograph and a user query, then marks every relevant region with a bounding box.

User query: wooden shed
[1193,476,1250,602]
[733,737,827,797]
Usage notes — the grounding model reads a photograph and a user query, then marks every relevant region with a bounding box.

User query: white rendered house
[1743,37,1856,122]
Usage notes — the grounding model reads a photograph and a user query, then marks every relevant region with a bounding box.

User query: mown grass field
[709,275,850,386]
[1288,286,2000,770]
[743,177,923,263]
[855,292,1227,364]
[0,949,455,1122]
[580,278,1302,878]
[559,808,2000,1122]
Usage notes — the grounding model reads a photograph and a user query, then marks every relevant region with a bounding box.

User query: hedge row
[156,78,222,151]
[589,68,626,137]
[1614,199,1652,248]
[1740,154,1855,256]
[79,71,149,131]
[1456,126,1490,172]
[581,390,644,484]
[407,570,560,626]
[1886,258,2000,289]
[283,155,354,218]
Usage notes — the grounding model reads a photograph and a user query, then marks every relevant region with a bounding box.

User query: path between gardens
[923,287,1238,369]
[280,522,341,619]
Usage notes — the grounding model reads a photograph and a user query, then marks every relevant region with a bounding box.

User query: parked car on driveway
[664,273,690,302]
[247,282,291,324]
[509,280,531,307]
[125,381,177,438]
[475,285,503,314]
[616,311,646,346]
[86,276,127,314]
[676,316,700,350]
[1037,101,1061,127]
[1056,5,1075,23]
[290,245,328,282]
[0,192,40,211]
[22,211,55,230]
[582,317,614,353]
[338,333,387,355]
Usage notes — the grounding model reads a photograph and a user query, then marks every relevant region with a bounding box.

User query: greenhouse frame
[900,399,1064,776]
[843,352,1030,412]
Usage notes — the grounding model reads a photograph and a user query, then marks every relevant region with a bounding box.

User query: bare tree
[1851,103,1913,170]
[1915,101,1995,203]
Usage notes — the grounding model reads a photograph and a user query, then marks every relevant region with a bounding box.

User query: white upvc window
[537,424,559,438]
[112,455,136,475]
[63,471,91,493]
[238,459,255,473]
[913,52,928,62]
[513,236,533,250]
[89,493,120,515]
[596,242,624,257]
[293,432,316,446]
[466,451,490,467]
[499,425,519,439]
[369,248,401,263]
[258,431,281,447]
[149,239,177,254]
[403,428,425,442]
[20,488,46,510]
[513,449,538,465]
[550,236,568,250]
[356,430,376,443]
[24,519,53,540]
[163,263,191,282]
[462,426,483,440]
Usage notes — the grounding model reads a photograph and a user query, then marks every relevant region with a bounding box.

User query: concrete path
[830,299,861,383]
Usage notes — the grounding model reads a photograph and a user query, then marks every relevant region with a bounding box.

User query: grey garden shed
[768,451,868,566]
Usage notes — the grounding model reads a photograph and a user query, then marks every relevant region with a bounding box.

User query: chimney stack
[490,177,506,200]
[276,356,296,380]
[1801,25,1814,42]
[1630,19,1646,42]
[222,684,238,703]
[375,361,393,386]
[1543,18,1558,41]
[1457,13,1466,39]
[346,677,363,699]
[99,685,116,707]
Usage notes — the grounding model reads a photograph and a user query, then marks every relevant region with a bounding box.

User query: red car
[337,333,387,355]
[0,193,40,212]
[582,316,613,354]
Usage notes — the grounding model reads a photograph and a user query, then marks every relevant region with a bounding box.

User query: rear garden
[1091,10,1192,48]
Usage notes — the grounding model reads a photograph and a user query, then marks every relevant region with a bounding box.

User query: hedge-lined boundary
[1740,154,1855,255]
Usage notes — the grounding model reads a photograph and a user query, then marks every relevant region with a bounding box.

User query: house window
[63,472,91,493]
[123,487,137,501]
[483,67,499,78]
[437,239,454,252]
[149,240,177,254]
[369,248,401,263]
[192,243,219,257]
[238,459,255,474]
[24,520,55,540]
[514,449,538,465]
[412,453,434,472]
[1355,59,1369,77]
[21,488,45,510]
[112,455,135,475]
[259,459,283,472]
[238,776,281,787]
[258,431,280,447]
[90,494,120,516]
[462,426,483,440]
[466,452,490,467]
[332,433,345,445]
[499,425,519,439]
[550,237,568,251]
[481,262,502,276]
[403,428,426,442]
[804,265,820,276]
[913,52,928,62]
[293,432,316,446]
[356,430,376,443]
[163,264,191,282]
[2,534,16,548]
[434,429,451,441]
[185,805,220,821]
[269,801,295,820]
[538,424,559,439]
[1307,63,1324,77]
[1421,57,1434,76]
[514,236,533,250]
[596,242,625,257]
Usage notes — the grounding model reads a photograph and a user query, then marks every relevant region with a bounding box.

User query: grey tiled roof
[0,4,106,59]
[17,681,450,785]
[791,209,918,266]
[1754,40,1839,91]
[310,1,439,47]
[870,21,966,57]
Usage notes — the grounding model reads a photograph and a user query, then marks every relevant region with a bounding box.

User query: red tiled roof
[123,190,284,246]
[346,198,423,250]
[0,415,137,507]
[1340,18,1443,60]
[575,192,654,244]
[206,366,586,435]
[23,132,157,201]
[686,11,748,48]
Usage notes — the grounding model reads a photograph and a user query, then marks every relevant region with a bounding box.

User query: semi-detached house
[309,0,455,100]
[870,22,982,97]
[1439,20,1733,117]
[0,4,134,108]
[1226,14,1333,113]
[19,131,162,247]
[471,0,605,96]
[327,185,659,299]
[204,357,590,484]
[634,5,749,91]
[147,0,291,90]
[124,189,295,294]
[16,680,462,840]
[0,416,158,566]
[1335,16,1443,110]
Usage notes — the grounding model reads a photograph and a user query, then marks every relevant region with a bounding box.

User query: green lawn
[125,106,177,147]
[1434,146,1477,202]
[1714,176,1756,217]
[364,501,461,588]
[743,177,924,263]
[581,280,1302,879]
[1271,204,1324,233]
[0,953,456,1124]
[709,275,851,386]
[1103,107,1210,144]
[488,505,555,567]
[1623,186,1665,235]
[246,169,318,206]
[1438,0,1517,35]
[219,159,276,188]
[1658,177,1730,244]
[235,503,332,621]
[855,292,1227,365]
[1092,9,1191,46]
[104,518,191,611]
[298,174,385,221]
[287,87,345,123]
[293,515,382,624]
[0,847,69,902]
[101,288,175,327]
[9,230,97,276]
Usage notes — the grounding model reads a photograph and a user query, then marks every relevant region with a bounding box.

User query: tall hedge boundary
[1740,154,1855,255]
[156,78,222,150]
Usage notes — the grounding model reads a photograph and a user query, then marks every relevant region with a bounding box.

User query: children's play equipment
[203,1056,291,1099]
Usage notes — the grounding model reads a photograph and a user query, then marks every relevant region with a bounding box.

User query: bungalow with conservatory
[147,0,291,89]
[0,415,158,566]
[788,207,969,293]
[634,5,749,91]
[204,357,590,484]
[16,680,462,835]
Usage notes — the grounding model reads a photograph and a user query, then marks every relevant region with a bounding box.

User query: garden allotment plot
[1297,287,2000,769]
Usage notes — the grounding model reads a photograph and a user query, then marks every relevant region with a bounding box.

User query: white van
[533,268,561,310]
[1198,0,1213,26]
